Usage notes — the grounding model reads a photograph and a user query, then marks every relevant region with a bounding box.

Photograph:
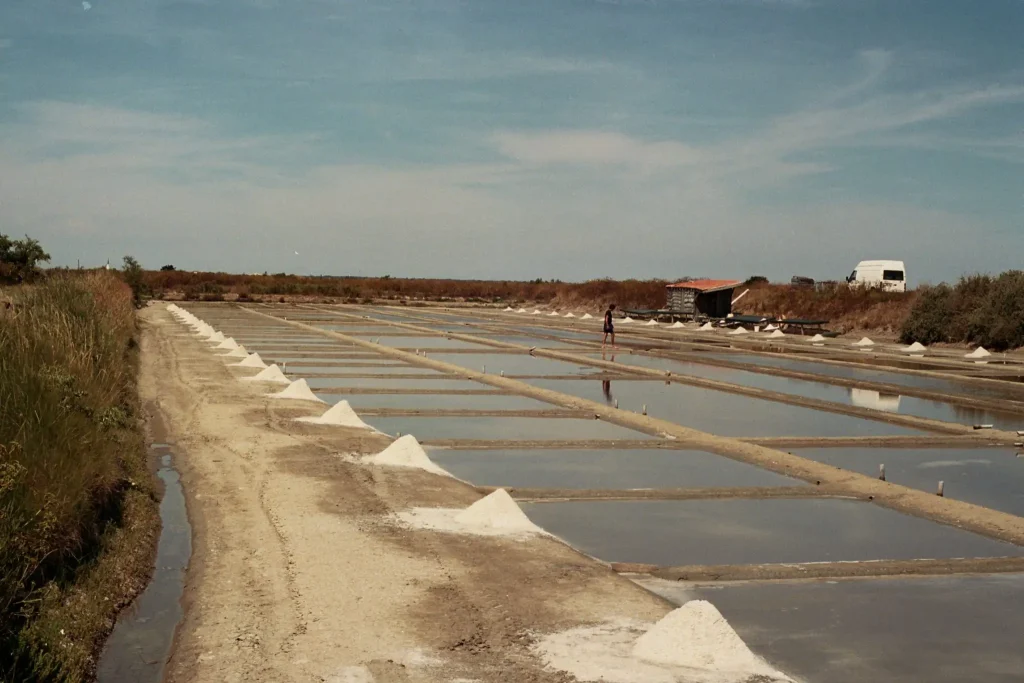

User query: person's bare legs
[602,332,608,348]
[611,331,616,349]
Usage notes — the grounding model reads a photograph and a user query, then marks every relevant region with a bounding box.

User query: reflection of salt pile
[268,378,323,402]
[216,337,239,350]
[297,400,375,428]
[768,329,785,338]
[242,364,290,383]
[581,313,594,320]
[853,337,875,347]
[904,341,927,353]
[644,319,659,326]
[396,489,544,538]
[364,435,449,475]
[965,347,991,359]
[632,601,784,678]
[223,345,248,358]
[233,352,267,368]
[670,321,685,329]
[728,327,748,336]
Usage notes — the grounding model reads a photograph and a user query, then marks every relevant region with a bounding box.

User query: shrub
[0,234,50,284]
[899,284,953,345]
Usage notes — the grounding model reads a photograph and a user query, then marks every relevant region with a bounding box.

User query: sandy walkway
[139,306,670,682]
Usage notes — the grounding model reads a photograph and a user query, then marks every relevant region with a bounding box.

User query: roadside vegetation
[900,271,1024,350]
[1,243,158,681]
[734,283,917,335]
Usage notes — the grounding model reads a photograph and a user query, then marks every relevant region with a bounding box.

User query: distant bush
[744,275,769,285]
[900,271,1024,349]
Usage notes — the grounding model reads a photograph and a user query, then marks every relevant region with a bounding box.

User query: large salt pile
[242,364,290,383]
[363,435,449,475]
[853,337,875,347]
[728,327,749,336]
[768,329,786,338]
[396,489,544,538]
[581,313,594,320]
[904,341,927,353]
[644,319,659,326]
[669,321,685,329]
[631,601,785,678]
[268,378,323,402]
[296,400,375,429]
[216,337,239,350]
[233,352,267,368]
[966,347,992,359]
[223,345,249,358]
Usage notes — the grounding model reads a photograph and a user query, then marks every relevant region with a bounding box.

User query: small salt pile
[632,601,785,678]
[808,333,826,343]
[205,331,226,344]
[697,322,714,331]
[728,327,749,336]
[268,378,323,402]
[853,337,875,347]
[503,306,514,312]
[904,341,927,353]
[531,310,542,315]
[215,337,239,350]
[768,329,785,338]
[233,352,267,368]
[581,313,594,320]
[548,311,560,316]
[516,308,528,313]
[564,312,575,318]
[364,435,449,475]
[764,324,778,331]
[397,489,544,538]
[644,319,659,326]
[297,400,375,429]
[242,364,290,383]
[223,345,248,358]
[621,317,635,324]
[965,347,991,359]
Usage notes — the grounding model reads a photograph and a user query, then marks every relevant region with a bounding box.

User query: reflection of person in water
[600,350,616,404]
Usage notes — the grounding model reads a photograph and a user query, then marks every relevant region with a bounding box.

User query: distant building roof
[665,279,742,294]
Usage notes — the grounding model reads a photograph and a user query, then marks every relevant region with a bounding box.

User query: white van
[847,260,907,292]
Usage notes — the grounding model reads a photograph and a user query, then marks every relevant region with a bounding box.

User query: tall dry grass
[0,272,157,681]
[735,283,917,334]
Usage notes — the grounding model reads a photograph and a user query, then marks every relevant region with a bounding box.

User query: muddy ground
[138,305,670,683]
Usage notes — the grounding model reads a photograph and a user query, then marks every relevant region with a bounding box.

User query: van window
[883,270,904,281]
[850,271,857,281]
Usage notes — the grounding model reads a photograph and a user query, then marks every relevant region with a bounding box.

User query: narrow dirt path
[139,306,668,682]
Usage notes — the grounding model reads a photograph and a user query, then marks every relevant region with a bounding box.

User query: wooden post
[937,481,945,497]
[879,464,886,481]
[642,404,648,416]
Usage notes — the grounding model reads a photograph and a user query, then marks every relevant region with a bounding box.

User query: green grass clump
[0,273,158,682]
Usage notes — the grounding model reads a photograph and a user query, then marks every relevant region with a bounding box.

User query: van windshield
[883,270,905,281]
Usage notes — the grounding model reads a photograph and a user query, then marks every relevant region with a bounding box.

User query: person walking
[602,304,616,349]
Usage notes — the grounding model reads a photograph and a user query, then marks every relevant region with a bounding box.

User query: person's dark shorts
[604,324,614,334]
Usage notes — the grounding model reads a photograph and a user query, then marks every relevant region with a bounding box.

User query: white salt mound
[853,337,875,347]
[621,317,635,323]
[532,310,542,315]
[965,347,991,359]
[504,306,514,311]
[516,308,528,313]
[768,329,785,338]
[548,311,560,316]
[223,345,248,358]
[670,321,685,329]
[564,312,575,318]
[644,319,659,326]
[728,327,749,336]
[764,324,778,331]
[216,337,239,350]
[905,341,927,353]
[269,378,323,402]
[297,400,374,428]
[233,352,267,368]
[206,331,226,343]
[243,364,290,383]
[454,489,540,532]
[581,313,594,320]
[365,435,449,476]
[699,322,714,331]
[808,333,826,342]
[632,601,783,678]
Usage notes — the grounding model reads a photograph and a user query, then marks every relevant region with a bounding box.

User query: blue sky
[0,0,1021,284]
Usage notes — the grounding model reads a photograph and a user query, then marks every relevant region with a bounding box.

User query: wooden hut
[665,279,741,320]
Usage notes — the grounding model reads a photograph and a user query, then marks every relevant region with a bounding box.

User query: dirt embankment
[139,305,669,683]
[733,284,917,335]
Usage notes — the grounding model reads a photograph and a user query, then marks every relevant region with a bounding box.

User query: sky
[0,0,1021,285]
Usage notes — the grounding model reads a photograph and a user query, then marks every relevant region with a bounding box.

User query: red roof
[665,279,742,293]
